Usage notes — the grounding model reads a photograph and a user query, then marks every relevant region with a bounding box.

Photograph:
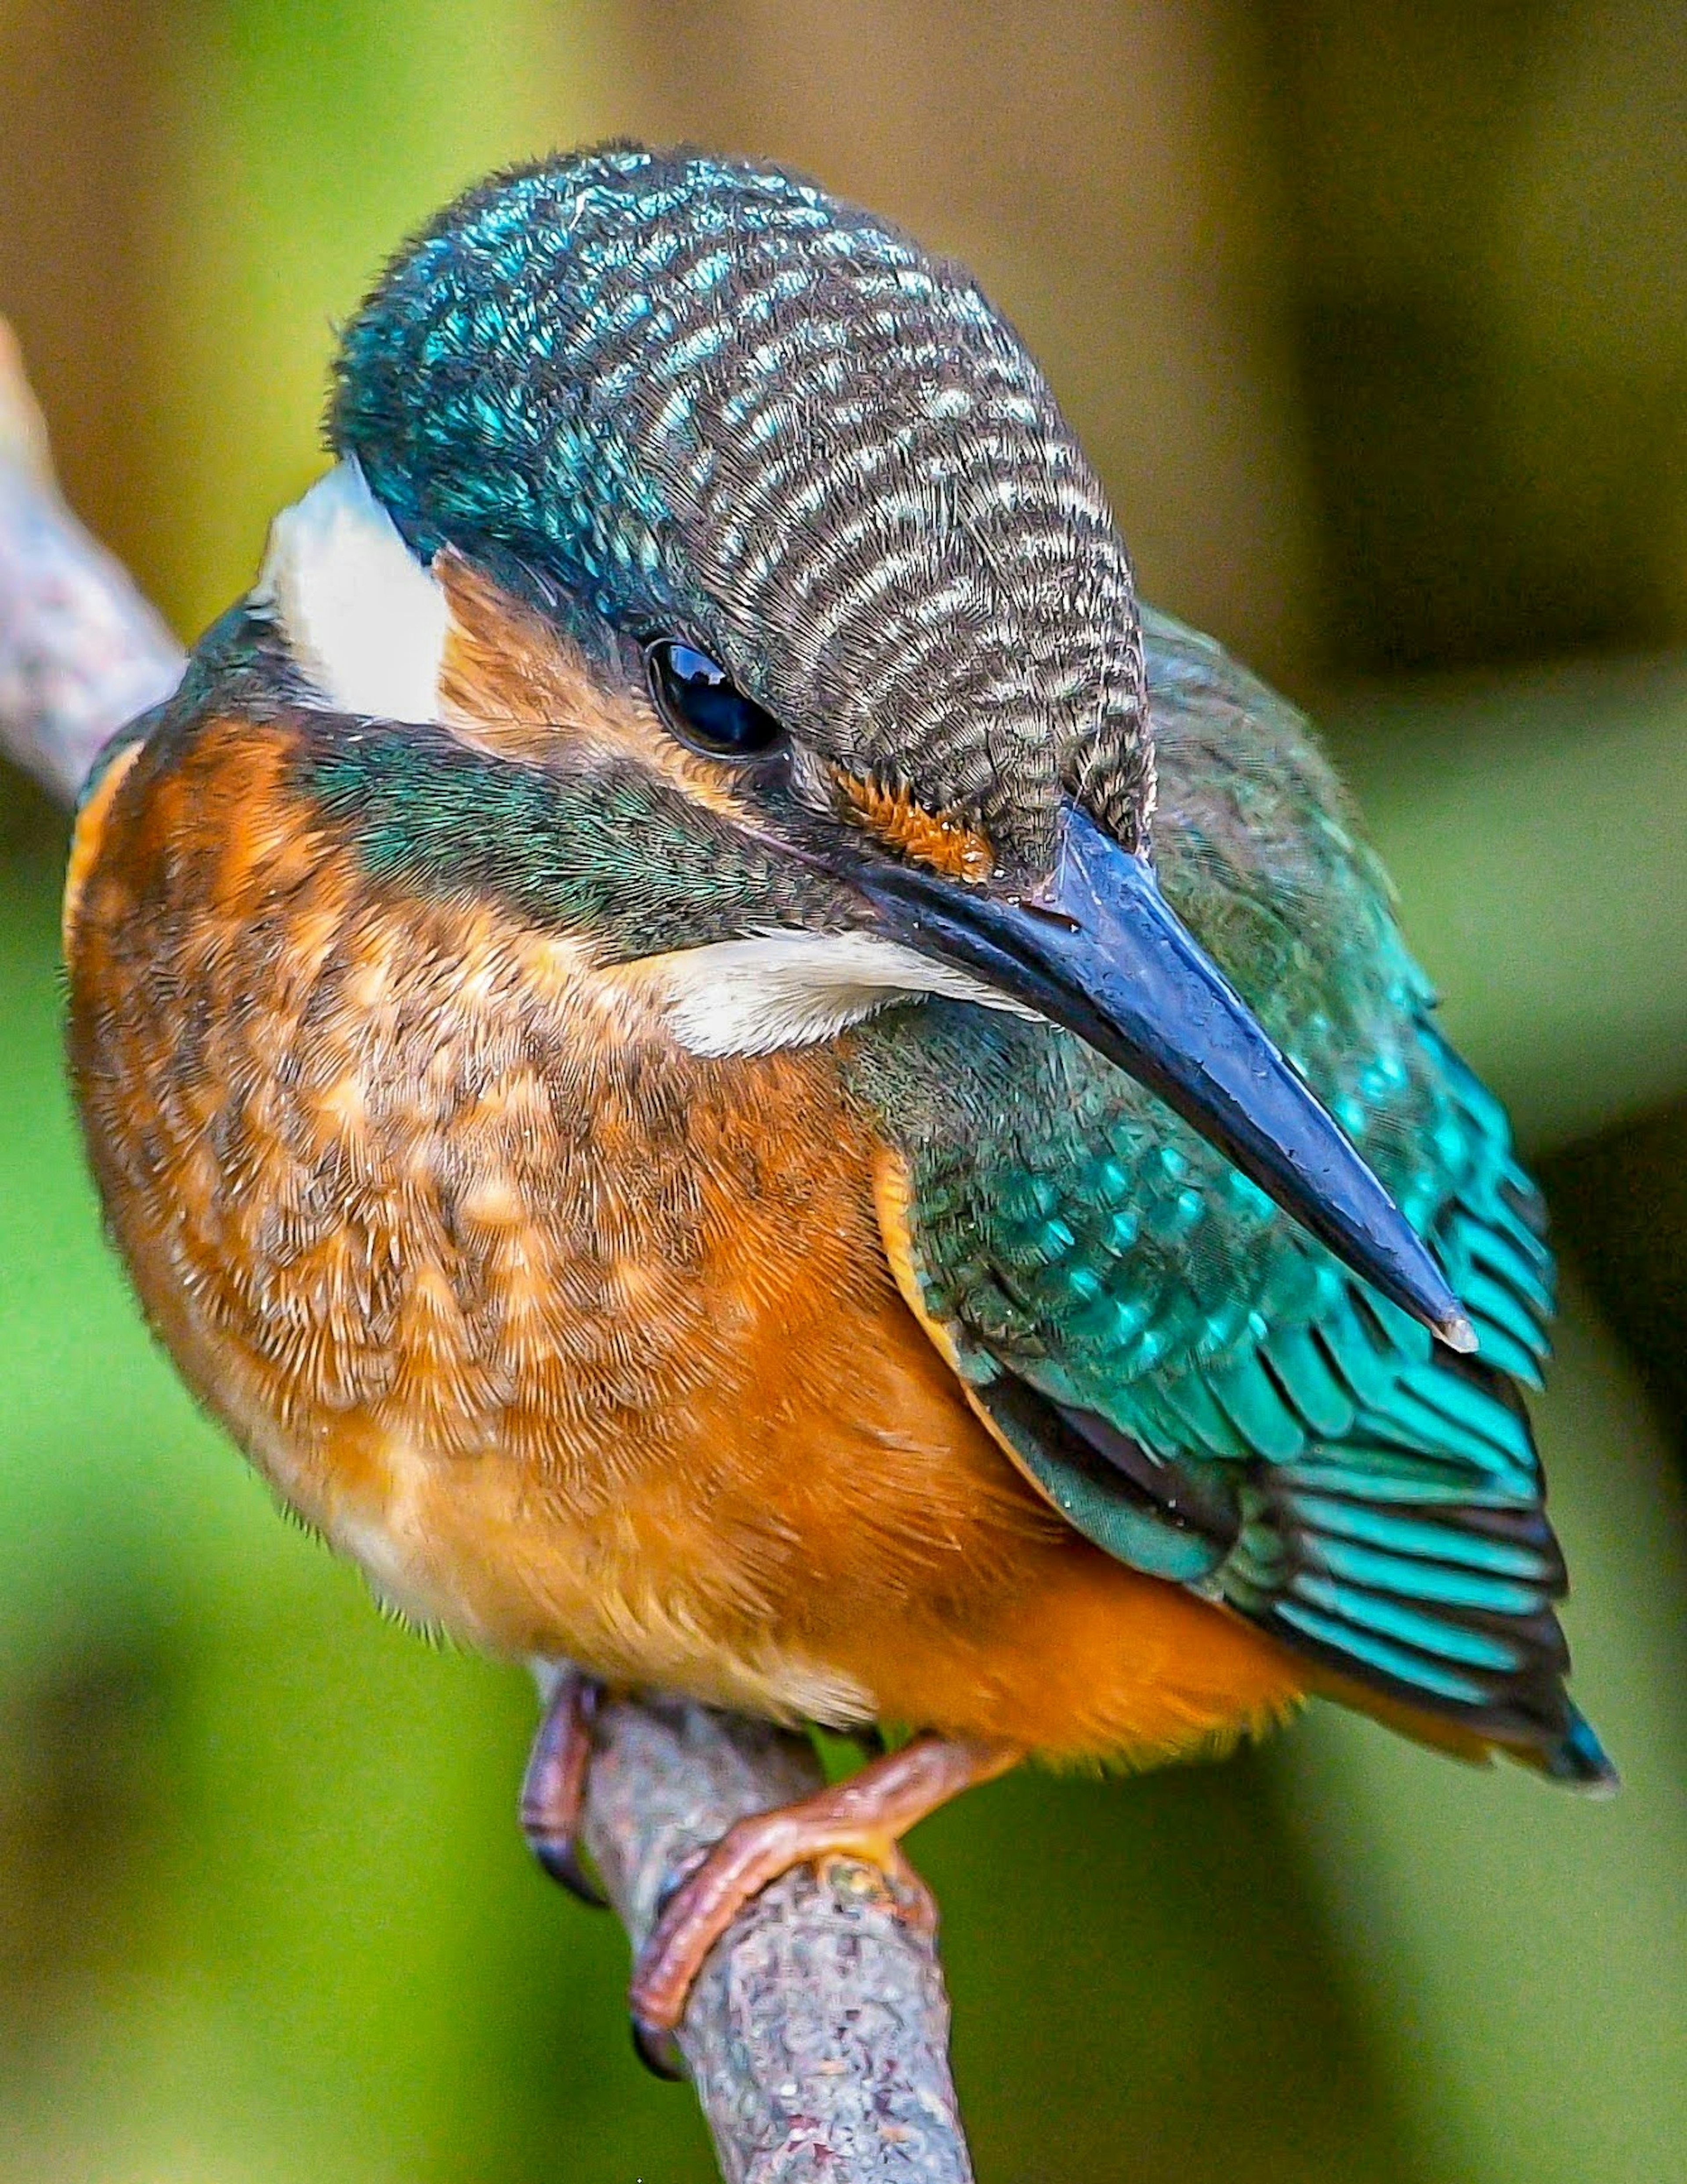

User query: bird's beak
[857,803,1473,1350]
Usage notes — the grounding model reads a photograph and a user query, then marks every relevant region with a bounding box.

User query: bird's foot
[628,1732,1018,2077]
[520,1666,607,1906]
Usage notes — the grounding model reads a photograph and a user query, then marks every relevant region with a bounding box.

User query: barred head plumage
[332,143,1151,878]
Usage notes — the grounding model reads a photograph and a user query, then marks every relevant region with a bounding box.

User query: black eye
[646,640,785,758]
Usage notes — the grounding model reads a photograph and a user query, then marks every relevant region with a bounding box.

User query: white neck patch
[253,458,447,722]
[650,929,1037,1057]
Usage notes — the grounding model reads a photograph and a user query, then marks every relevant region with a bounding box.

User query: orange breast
[65,707,1301,1764]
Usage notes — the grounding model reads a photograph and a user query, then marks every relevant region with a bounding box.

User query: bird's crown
[329,142,1150,876]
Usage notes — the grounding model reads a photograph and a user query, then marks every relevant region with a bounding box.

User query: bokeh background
[3,4,1686,2179]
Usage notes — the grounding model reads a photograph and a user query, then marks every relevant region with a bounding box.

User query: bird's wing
[856,608,1610,1784]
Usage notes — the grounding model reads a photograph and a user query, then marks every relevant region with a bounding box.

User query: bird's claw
[630,2010,687,2081]
[532,1831,606,1907]
[520,1667,607,1908]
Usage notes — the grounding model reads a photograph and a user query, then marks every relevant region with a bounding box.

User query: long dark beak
[859,804,1473,1350]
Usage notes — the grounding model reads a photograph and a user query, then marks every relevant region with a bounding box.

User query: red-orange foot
[628,1733,1020,2077]
[520,1667,606,1907]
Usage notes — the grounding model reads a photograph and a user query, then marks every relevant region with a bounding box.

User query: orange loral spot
[833,768,994,884]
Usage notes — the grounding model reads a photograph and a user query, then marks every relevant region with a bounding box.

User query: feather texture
[331,144,1148,876]
[68,145,1610,1790]
[856,609,1612,1785]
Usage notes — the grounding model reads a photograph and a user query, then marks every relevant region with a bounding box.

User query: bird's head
[251,143,1466,1346]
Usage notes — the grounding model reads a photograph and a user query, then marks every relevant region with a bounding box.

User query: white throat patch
[253,458,447,722]
[651,929,1036,1057]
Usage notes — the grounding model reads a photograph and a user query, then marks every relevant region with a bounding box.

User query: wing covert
[853,609,1610,1785]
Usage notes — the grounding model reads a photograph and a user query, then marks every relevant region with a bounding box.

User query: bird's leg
[520,1665,607,1907]
[629,1733,1019,2074]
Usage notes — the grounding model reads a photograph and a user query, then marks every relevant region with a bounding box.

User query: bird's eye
[645,640,785,758]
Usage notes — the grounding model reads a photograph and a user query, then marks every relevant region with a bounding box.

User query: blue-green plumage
[241,144,1611,1786]
[332,145,1147,875]
[68,141,1620,2071]
[851,609,1606,1780]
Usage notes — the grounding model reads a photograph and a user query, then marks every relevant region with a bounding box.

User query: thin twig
[0,322,975,2182]
[586,1701,971,2182]
[0,324,182,802]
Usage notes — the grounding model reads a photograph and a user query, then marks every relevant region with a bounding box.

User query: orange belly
[65,712,1301,1765]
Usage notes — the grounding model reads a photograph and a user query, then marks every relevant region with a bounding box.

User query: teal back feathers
[309,149,1604,1784]
[852,609,1613,1787]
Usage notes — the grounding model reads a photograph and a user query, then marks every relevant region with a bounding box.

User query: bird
[62,142,1614,2067]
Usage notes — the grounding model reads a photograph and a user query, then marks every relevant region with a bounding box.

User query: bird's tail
[1221,1353,1617,1792]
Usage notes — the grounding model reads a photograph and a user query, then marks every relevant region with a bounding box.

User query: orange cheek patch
[833,767,994,883]
[434,552,751,824]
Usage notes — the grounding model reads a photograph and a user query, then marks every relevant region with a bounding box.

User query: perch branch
[0,322,974,2183]
[0,323,183,801]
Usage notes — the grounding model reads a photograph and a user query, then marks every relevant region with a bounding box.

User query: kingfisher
[62,143,1613,2066]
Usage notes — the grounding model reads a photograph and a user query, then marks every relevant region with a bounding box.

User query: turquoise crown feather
[331,142,1149,874]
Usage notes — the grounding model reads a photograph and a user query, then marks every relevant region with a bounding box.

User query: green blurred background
[2,4,1685,2178]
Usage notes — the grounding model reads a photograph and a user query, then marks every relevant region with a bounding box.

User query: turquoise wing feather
[851,608,1611,1785]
